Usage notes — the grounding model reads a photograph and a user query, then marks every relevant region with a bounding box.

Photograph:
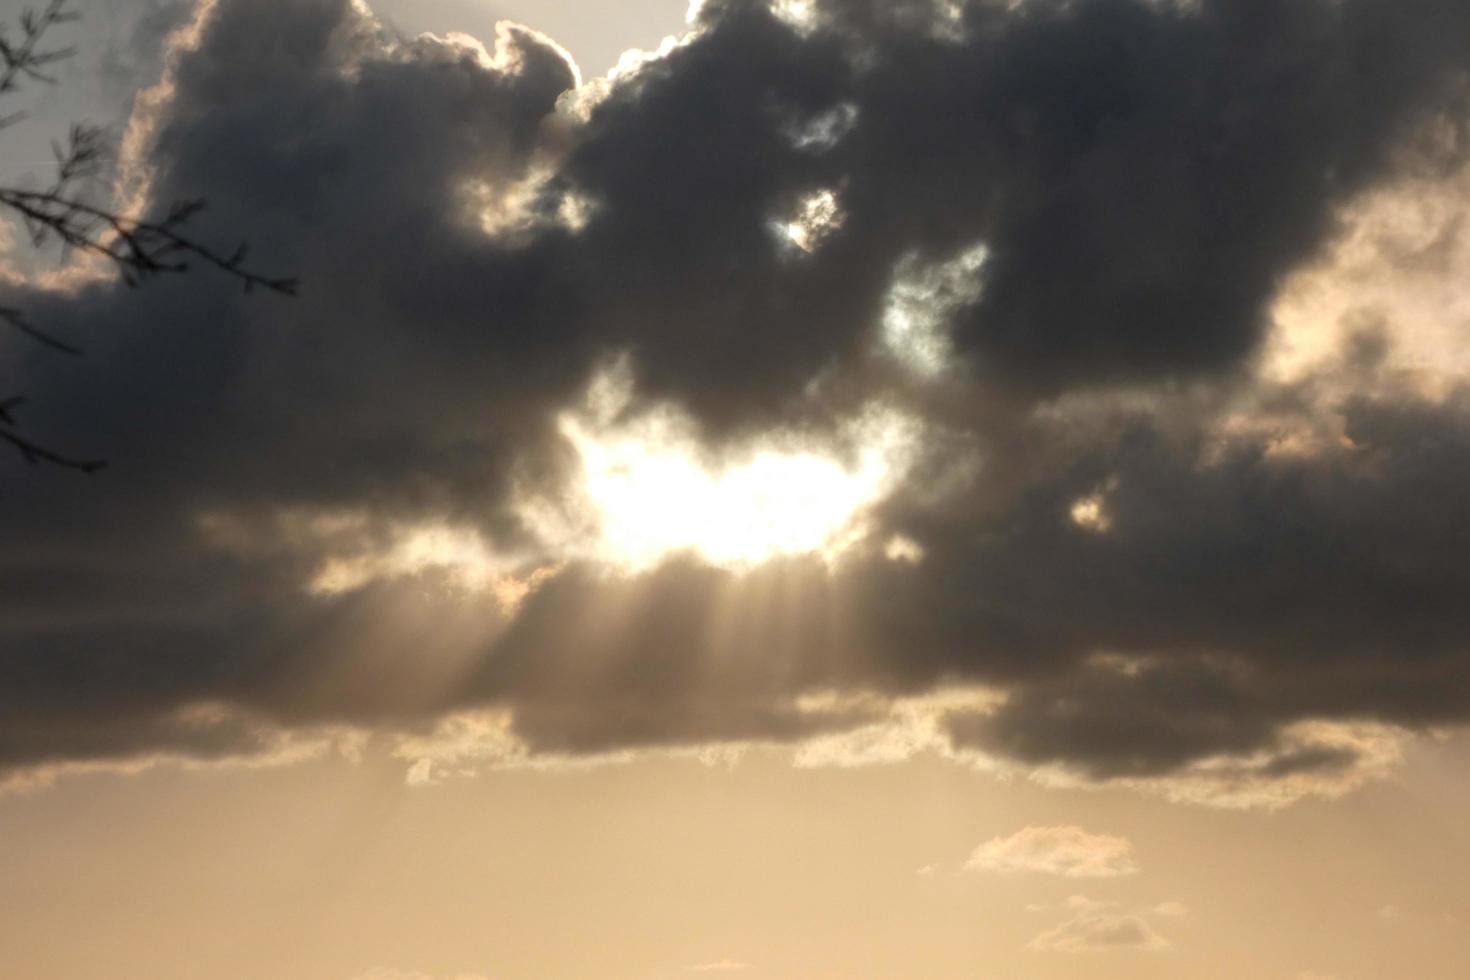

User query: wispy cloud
[965,826,1138,878]
[1028,897,1172,954]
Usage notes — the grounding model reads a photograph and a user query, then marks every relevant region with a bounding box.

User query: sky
[3,0,1470,977]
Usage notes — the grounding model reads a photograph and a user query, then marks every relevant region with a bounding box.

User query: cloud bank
[6,0,1470,804]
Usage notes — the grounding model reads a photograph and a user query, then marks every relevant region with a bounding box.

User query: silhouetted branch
[0,188,300,296]
[0,397,105,472]
[0,304,81,354]
[0,0,78,127]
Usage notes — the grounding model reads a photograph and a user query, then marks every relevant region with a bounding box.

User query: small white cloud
[784,102,859,151]
[965,825,1139,878]
[883,533,925,563]
[1152,900,1189,918]
[689,960,750,972]
[1028,902,1170,954]
[779,187,845,253]
[915,864,938,877]
[1069,477,1119,533]
[1378,904,1402,921]
[404,757,437,786]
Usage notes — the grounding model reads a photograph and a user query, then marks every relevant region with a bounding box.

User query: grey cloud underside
[4,0,1470,782]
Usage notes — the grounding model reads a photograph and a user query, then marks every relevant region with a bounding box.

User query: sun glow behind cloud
[200,370,919,604]
[536,381,918,571]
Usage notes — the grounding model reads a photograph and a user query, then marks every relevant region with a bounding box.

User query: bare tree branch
[0,0,78,124]
[0,304,81,354]
[1,1,296,473]
[0,187,301,296]
[0,396,104,472]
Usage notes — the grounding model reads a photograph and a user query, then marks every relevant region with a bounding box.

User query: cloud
[0,703,366,795]
[965,826,1138,878]
[689,960,751,972]
[6,0,1470,802]
[1027,897,1172,954]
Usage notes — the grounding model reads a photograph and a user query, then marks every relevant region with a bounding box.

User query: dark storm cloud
[862,366,1470,774]
[8,0,581,533]
[6,0,1470,790]
[2,0,582,773]
[836,0,1470,392]
[442,373,1470,775]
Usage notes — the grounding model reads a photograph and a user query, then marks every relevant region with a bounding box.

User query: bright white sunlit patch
[1069,495,1110,532]
[882,242,988,375]
[771,0,820,33]
[784,102,859,152]
[1069,477,1118,533]
[884,534,925,563]
[526,365,918,571]
[779,188,845,253]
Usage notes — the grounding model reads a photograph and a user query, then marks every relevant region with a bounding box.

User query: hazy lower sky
[5,0,1470,977]
[5,735,1470,980]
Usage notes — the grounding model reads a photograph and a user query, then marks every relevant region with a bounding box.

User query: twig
[0,397,105,472]
[0,0,295,473]
[0,188,300,295]
[0,0,78,114]
[0,305,81,354]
